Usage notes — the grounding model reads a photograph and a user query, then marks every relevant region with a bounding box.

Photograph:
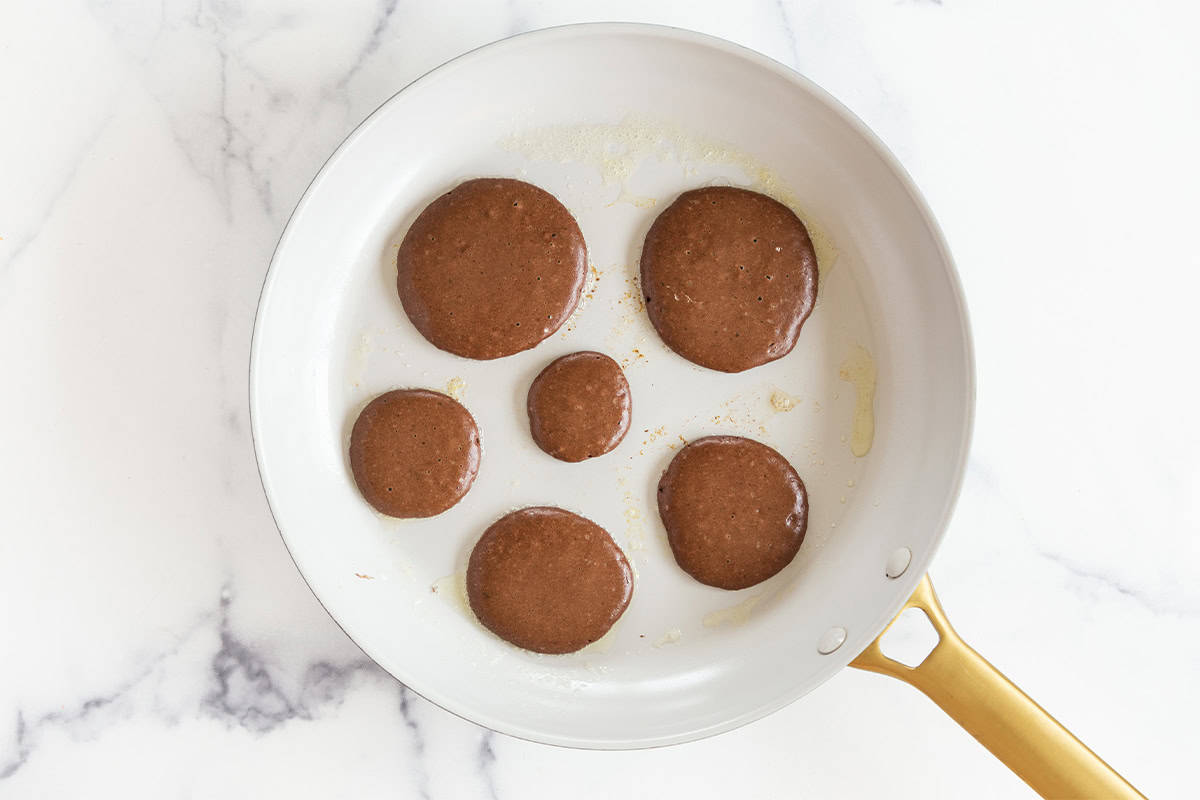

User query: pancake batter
[526,351,631,462]
[658,435,808,589]
[640,186,818,372]
[397,178,587,360]
[467,507,633,654]
[348,389,481,518]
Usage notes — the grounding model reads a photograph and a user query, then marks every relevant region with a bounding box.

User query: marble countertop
[3,0,1198,797]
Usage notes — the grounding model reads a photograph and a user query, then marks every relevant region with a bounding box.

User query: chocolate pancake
[640,186,818,372]
[467,507,633,654]
[658,435,808,589]
[526,351,631,462]
[348,389,481,518]
[397,178,587,360]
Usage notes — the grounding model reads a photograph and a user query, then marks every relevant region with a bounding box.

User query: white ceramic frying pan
[250,24,1141,798]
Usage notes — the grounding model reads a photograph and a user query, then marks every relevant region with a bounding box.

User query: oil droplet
[581,624,619,654]
[839,344,877,457]
[607,189,658,208]
[654,628,683,647]
[349,333,371,388]
[770,389,799,412]
[431,572,470,614]
[618,466,645,551]
[703,595,762,628]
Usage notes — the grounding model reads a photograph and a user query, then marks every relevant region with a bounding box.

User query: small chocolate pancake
[467,507,633,654]
[658,436,808,590]
[526,351,631,462]
[348,389,481,518]
[640,186,818,373]
[397,178,587,360]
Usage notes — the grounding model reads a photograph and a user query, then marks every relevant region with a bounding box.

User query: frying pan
[250,23,1142,798]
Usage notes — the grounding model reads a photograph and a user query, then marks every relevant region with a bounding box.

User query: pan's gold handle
[850,575,1144,799]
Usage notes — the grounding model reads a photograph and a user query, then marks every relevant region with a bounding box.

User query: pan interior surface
[250,24,973,749]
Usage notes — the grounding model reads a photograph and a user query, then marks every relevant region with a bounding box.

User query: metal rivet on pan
[886,547,912,579]
[817,626,847,655]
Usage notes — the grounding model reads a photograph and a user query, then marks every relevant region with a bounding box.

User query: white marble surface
[2,0,1198,796]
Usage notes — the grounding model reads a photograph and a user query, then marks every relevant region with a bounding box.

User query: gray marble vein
[477,731,500,800]
[0,610,214,781]
[0,715,32,781]
[505,0,530,38]
[205,589,383,731]
[335,0,400,91]
[397,686,433,800]
[0,112,114,281]
[1035,548,1197,618]
[205,594,301,731]
[773,0,801,69]
[2,587,389,782]
[94,0,286,220]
